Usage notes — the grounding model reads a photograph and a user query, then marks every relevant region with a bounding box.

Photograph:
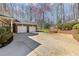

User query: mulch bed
[58,30,75,34]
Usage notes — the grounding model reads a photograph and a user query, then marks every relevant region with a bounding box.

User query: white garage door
[17,26,27,33]
[29,26,36,33]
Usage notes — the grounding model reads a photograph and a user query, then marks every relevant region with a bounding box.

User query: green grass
[41,29,49,33]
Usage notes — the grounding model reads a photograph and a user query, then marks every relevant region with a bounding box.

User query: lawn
[41,29,49,33]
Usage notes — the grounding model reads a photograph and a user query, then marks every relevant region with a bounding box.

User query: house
[0,14,38,33]
[0,19,6,27]
[0,16,10,27]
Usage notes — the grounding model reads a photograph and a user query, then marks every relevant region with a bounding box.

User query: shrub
[3,26,11,32]
[73,24,79,29]
[62,23,74,30]
[0,28,5,34]
[0,26,12,44]
[73,24,79,34]
[1,32,12,43]
[44,23,51,29]
[57,22,79,30]
[57,24,62,30]
[56,19,62,29]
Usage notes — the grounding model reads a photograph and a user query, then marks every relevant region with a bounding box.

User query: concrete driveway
[0,33,40,56]
[28,33,79,56]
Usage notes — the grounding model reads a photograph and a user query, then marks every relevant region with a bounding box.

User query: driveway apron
[0,33,40,56]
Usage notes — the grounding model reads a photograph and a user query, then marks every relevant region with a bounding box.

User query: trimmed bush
[73,24,79,29]
[0,27,6,34]
[57,22,79,30]
[62,23,73,30]
[0,26,12,44]
[73,24,79,34]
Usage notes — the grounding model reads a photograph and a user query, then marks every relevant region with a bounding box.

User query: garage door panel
[29,26,36,33]
[17,26,27,33]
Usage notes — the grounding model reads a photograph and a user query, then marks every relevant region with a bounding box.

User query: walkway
[0,33,40,56]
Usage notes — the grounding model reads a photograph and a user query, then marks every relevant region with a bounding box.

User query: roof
[0,14,19,20]
[14,22,37,26]
[0,14,37,26]
[0,14,14,19]
[0,14,7,17]
[0,14,20,24]
[0,16,9,24]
